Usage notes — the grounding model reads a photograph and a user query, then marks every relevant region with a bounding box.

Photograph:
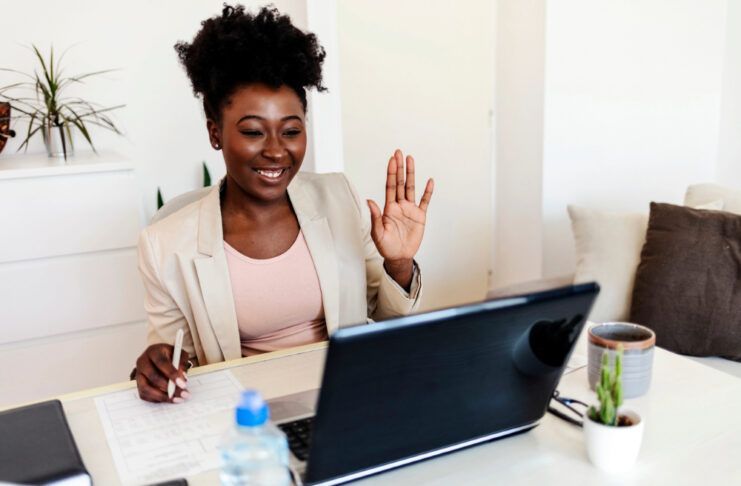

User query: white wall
[337,0,495,310]
[541,0,727,277]
[492,0,546,288]
[306,0,344,174]
[718,0,741,187]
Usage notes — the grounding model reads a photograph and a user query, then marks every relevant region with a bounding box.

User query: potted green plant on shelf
[0,44,124,160]
[583,345,644,472]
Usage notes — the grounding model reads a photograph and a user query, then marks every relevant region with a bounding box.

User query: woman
[133,5,434,403]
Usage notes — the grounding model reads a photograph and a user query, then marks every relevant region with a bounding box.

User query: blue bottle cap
[236,389,269,426]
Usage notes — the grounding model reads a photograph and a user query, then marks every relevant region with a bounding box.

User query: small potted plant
[583,344,645,472]
[0,44,124,160]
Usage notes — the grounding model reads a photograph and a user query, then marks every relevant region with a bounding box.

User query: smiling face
[208,83,307,205]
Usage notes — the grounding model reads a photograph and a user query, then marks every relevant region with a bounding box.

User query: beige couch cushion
[568,206,647,323]
[685,183,741,213]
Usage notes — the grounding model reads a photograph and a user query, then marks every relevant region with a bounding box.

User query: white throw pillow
[684,183,741,213]
[568,198,726,323]
[568,206,647,323]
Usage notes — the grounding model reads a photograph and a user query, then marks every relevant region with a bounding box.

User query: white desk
[40,337,741,485]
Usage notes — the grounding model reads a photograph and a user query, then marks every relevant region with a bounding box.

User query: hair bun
[175,3,326,120]
[221,3,244,21]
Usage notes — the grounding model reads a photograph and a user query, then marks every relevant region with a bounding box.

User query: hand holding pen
[134,329,191,403]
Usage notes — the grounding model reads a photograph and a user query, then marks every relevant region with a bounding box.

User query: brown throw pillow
[630,202,741,360]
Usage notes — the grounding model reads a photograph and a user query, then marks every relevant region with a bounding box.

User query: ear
[206,119,221,150]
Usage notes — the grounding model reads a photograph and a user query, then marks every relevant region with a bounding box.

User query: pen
[168,328,185,400]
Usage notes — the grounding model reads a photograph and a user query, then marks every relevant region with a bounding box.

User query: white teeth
[256,169,284,178]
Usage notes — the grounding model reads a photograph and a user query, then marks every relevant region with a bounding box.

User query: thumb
[367,199,384,244]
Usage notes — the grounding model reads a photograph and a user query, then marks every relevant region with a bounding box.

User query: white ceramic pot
[583,409,644,472]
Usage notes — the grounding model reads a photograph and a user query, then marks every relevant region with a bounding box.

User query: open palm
[367,150,434,262]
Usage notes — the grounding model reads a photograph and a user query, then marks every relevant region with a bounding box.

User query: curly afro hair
[175,4,326,123]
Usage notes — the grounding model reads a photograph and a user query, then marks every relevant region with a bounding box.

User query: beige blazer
[137,172,422,365]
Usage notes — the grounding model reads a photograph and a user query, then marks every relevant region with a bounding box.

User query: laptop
[271,282,599,486]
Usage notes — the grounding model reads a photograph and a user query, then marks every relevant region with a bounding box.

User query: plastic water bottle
[220,389,291,486]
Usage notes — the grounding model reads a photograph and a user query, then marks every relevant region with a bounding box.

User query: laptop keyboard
[278,417,315,461]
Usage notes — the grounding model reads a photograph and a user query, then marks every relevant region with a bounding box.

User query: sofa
[487,183,741,379]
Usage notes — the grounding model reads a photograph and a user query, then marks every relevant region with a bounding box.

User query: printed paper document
[94,370,244,485]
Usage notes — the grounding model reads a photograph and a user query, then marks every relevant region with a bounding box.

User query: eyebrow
[237,115,303,123]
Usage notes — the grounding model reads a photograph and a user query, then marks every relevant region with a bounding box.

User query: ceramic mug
[587,322,656,398]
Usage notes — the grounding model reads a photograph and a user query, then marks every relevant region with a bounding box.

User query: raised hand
[367,149,434,290]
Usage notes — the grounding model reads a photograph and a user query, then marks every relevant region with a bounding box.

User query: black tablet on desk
[0,400,90,486]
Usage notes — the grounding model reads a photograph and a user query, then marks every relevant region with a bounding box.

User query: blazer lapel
[288,177,340,335]
[193,185,242,361]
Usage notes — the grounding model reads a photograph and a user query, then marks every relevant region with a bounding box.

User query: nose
[262,134,287,162]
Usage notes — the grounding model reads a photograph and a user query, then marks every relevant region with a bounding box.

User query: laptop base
[274,406,538,486]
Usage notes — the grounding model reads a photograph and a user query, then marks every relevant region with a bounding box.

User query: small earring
[214,143,220,150]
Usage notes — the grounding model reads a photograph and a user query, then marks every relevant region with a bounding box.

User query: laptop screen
[305,283,598,484]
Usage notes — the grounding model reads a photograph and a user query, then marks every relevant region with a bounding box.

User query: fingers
[385,149,424,205]
[367,199,384,244]
[137,372,169,403]
[135,343,190,404]
[395,150,405,201]
[136,348,168,392]
[151,344,188,387]
[385,156,397,207]
[405,155,415,202]
[137,373,190,404]
[178,351,190,376]
[419,178,434,212]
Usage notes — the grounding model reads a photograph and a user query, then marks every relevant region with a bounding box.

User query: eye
[241,130,263,137]
[283,129,302,137]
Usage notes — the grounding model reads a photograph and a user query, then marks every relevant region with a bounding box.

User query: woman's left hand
[367,149,434,290]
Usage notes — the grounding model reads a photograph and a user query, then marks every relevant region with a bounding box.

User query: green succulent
[588,344,624,426]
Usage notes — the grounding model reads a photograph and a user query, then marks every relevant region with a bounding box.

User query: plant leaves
[588,406,600,423]
[57,124,69,160]
[49,44,55,89]
[17,113,41,153]
[63,119,74,151]
[65,68,120,85]
[0,96,41,115]
[203,162,211,187]
[32,45,55,97]
[0,82,33,93]
[601,395,615,426]
[0,67,37,81]
[66,114,95,152]
[4,43,124,152]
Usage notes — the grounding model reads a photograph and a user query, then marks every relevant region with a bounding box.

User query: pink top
[223,231,328,357]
